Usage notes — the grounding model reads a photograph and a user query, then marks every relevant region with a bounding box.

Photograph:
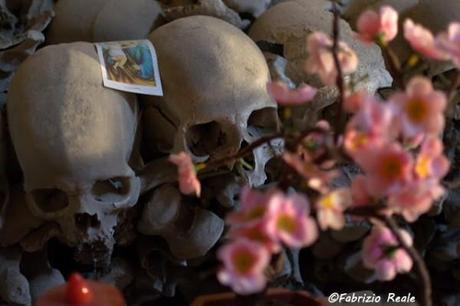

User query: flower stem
[382,216,432,306]
[330,1,347,136]
[203,133,283,171]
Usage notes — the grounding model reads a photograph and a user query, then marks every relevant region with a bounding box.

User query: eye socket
[91,177,131,203]
[31,188,69,213]
[186,121,226,157]
[247,107,280,138]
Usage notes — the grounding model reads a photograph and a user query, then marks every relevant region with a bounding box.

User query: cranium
[249,0,392,128]
[7,42,141,265]
[143,16,280,187]
[47,0,163,44]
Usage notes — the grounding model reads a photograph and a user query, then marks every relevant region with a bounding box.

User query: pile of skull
[0,0,456,305]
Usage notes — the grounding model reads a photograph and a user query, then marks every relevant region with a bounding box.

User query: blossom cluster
[168,3,458,298]
[217,188,318,294]
[344,77,449,222]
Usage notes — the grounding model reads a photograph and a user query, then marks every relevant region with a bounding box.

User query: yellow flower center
[276,214,297,233]
[405,99,428,123]
[233,250,256,274]
[415,155,431,179]
[320,193,336,209]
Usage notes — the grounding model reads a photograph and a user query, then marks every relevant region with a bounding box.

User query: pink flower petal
[169,152,201,197]
[404,19,448,60]
[267,81,317,105]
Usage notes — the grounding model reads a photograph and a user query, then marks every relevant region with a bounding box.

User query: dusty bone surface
[47,0,163,44]
[143,15,279,187]
[249,0,392,128]
[0,247,31,306]
[7,42,141,267]
[138,184,224,260]
[161,0,250,29]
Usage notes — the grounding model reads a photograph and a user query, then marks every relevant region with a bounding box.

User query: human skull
[47,0,163,44]
[143,16,280,187]
[249,0,392,127]
[7,42,141,265]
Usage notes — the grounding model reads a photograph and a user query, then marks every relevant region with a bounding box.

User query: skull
[7,42,141,265]
[47,0,163,44]
[142,16,280,187]
[249,0,392,128]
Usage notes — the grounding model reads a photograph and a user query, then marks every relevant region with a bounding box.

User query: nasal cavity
[75,213,100,231]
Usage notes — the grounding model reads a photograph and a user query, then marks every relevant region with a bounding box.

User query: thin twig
[331,2,347,135]
[380,44,405,89]
[345,208,433,306]
[383,216,432,306]
[446,69,460,115]
[203,133,283,171]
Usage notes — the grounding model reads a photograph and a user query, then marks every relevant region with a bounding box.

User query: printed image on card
[95,40,163,96]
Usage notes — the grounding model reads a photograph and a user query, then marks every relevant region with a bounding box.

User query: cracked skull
[143,16,280,187]
[7,42,140,265]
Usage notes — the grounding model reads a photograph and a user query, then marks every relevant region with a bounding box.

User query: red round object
[36,274,125,306]
[66,273,94,304]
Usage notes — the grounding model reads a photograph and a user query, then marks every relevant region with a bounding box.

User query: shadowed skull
[143,16,280,187]
[7,42,141,265]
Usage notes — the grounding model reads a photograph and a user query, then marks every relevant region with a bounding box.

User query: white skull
[7,42,141,265]
[249,0,392,127]
[143,16,280,187]
[47,0,163,44]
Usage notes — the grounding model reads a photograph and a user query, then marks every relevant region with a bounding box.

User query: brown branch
[202,133,283,171]
[383,216,432,306]
[345,207,432,306]
[446,70,460,115]
[380,44,405,89]
[331,1,347,136]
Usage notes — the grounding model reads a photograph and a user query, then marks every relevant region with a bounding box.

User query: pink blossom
[316,188,351,230]
[414,137,450,181]
[169,152,201,197]
[436,22,460,68]
[404,19,448,60]
[228,222,281,253]
[362,226,413,281]
[282,150,337,193]
[356,6,398,44]
[358,143,413,197]
[344,90,368,113]
[344,96,396,159]
[267,81,317,105]
[305,32,358,85]
[351,175,372,206]
[226,187,273,227]
[388,180,444,222]
[217,239,270,295]
[390,76,446,139]
[265,192,318,248]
